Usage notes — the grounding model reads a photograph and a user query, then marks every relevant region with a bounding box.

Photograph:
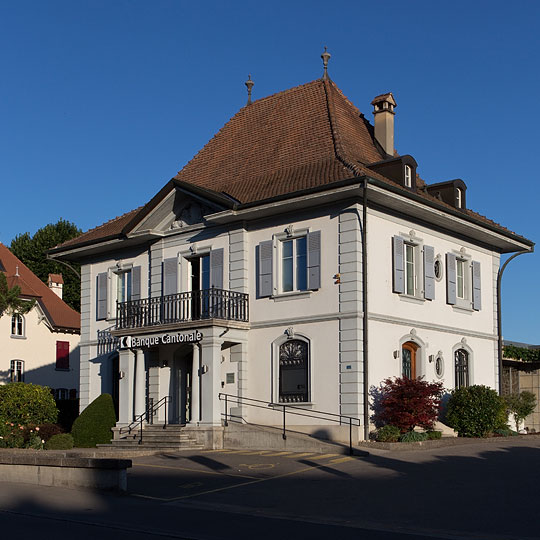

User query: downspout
[497,247,534,394]
[362,180,369,441]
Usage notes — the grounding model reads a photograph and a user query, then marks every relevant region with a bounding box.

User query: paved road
[1,437,540,539]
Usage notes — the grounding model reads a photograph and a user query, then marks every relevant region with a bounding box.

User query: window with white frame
[446,253,481,310]
[116,269,132,304]
[404,165,412,188]
[10,360,24,382]
[456,188,463,209]
[10,314,24,337]
[404,243,416,295]
[279,339,310,403]
[281,236,307,293]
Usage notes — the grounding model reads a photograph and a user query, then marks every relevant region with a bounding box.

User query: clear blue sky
[1,1,538,343]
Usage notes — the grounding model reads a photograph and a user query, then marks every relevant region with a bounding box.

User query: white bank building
[51,66,533,444]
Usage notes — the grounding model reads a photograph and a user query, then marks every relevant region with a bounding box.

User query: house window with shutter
[446,253,481,311]
[258,230,321,298]
[392,235,434,301]
[56,341,70,370]
[96,264,142,321]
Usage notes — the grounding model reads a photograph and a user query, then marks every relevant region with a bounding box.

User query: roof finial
[245,74,254,105]
[321,46,331,80]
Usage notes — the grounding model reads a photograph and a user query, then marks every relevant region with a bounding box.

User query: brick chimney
[48,273,64,299]
[371,92,397,157]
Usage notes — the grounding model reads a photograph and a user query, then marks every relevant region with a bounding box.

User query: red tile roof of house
[0,244,80,332]
[52,78,531,251]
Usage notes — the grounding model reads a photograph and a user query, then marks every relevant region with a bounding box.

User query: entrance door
[402,342,418,379]
[173,353,192,424]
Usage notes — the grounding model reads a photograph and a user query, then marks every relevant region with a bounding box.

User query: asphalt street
[1,437,540,539]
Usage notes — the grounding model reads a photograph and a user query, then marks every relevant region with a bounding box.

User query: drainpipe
[497,247,534,394]
[362,180,369,441]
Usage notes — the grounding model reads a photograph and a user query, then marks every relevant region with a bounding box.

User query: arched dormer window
[456,188,463,209]
[10,314,24,337]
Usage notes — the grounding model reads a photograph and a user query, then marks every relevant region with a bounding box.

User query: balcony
[116,288,249,330]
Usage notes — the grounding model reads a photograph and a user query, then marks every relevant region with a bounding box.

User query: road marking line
[131,462,258,479]
[328,456,354,464]
[301,453,338,460]
[284,452,315,458]
[259,451,293,457]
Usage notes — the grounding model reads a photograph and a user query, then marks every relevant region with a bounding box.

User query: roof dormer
[426,179,467,210]
[367,155,418,191]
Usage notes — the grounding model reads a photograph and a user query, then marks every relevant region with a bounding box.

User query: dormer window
[456,188,463,209]
[404,165,412,188]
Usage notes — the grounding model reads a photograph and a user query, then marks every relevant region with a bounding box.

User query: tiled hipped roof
[53,77,529,250]
[0,244,80,332]
[175,79,384,202]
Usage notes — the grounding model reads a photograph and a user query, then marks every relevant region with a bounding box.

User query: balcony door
[190,255,210,319]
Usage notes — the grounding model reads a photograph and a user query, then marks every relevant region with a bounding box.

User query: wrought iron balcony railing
[116,288,249,330]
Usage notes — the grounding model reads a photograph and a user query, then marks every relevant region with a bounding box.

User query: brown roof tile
[0,244,80,331]
[54,78,529,250]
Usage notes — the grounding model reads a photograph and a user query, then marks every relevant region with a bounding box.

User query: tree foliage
[0,382,58,426]
[373,377,444,433]
[0,272,35,317]
[10,219,82,311]
[504,391,536,431]
[503,345,540,363]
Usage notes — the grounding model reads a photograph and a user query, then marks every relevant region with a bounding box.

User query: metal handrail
[219,393,361,455]
[119,395,171,445]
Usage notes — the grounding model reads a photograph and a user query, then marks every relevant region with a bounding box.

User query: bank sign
[119,330,203,349]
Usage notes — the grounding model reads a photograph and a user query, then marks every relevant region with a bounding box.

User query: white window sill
[271,290,312,302]
[270,402,315,409]
[452,303,474,314]
[398,294,425,305]
[10,335,26,340]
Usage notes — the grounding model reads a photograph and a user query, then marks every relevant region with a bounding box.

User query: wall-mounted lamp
[333,273,341,284]
[393,350,400,359]
[119,370,125,379]
[428,355,435,363]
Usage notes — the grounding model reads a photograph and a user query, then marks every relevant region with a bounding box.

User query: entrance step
[107,424,203,451]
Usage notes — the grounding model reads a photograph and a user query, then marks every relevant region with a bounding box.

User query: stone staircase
[99,424,204,452]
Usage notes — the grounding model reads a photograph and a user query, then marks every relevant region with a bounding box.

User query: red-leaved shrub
[376,377,444,433]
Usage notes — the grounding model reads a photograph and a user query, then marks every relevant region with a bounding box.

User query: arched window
[10,360,24,382]
[402,341,419,379]
[279,339,309,403]
[10,314,24,337]
[455,349,470,388]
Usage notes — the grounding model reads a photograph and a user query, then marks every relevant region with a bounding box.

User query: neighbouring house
[502,340,540,432]
[0,243,80,399]
[49,55,533,444]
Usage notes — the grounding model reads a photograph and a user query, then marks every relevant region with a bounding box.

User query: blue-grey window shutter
[423,245,435,300]
[162,258,178,296]
[392,236,405,294]
[472,261,481,311]
[131,266,141,301]
[307,230,321,290]
[258,240,273,297]
[446,253,457,305]
[96,272,108,320]
[210,248,224,289]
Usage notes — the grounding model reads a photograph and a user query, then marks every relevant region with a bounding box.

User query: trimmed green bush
[399,431,428,443]
[376,424,401,442]
[0,383,57,425]
[426,430,442,440]
[71,394,116,448]
[45,433,74,450]
[446,385,506,438]
[494,427,519,437]
[0,422,25,448]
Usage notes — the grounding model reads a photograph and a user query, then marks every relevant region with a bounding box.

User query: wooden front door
[402,342,418,379]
